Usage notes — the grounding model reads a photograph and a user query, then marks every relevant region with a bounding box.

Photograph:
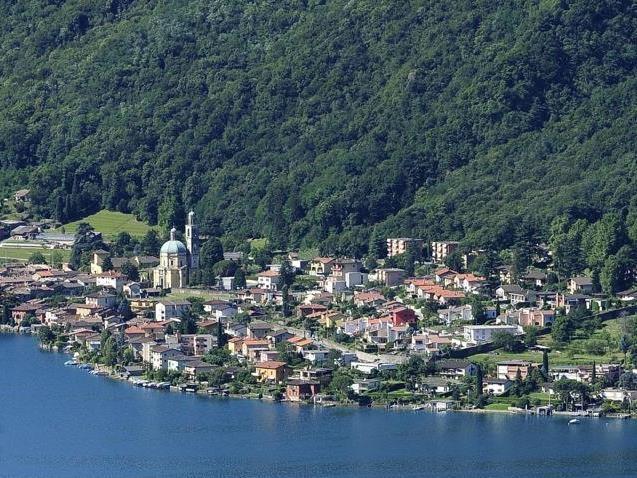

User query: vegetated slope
[0,0,635,254]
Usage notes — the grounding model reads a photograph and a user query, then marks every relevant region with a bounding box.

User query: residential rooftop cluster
[2,222,637,415]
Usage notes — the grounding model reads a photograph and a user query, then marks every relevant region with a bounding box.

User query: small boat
[568,419,580,425]
[64,360,77,366]
[322,403,336,408]
[412,405,426,411]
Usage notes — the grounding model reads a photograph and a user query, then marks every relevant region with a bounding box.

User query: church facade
[152,212,200,290]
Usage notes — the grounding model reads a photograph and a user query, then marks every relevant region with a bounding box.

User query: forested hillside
[1,0,635,255]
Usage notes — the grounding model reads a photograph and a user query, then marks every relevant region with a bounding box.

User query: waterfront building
[254,361,289,382]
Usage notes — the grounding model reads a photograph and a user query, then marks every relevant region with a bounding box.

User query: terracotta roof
[140,322,166,330]
[292,338,313,348]
[434,268,458,276]
[298,304,327,310]
[256,361,287,370]
[258,270,280,278]
[125,326,145,335]
[408,278,435,287]
[436,290,466,299]
[313,257,334,264]
[12,303,41,311]
[96,271,126,278]
[354,291,386,302]
[243,339,270,346]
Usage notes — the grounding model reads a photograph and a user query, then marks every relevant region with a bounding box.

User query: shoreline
[4,330,634,420]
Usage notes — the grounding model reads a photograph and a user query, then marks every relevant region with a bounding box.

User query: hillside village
[2,204,637,414]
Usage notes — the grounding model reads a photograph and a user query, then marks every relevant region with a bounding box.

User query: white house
[256,270,282,290]
[85,291,117,308]
[219,277,235,290]
[324,276,347,293]
[341,318,367,336]
[495,285,535,305]
[155,300,191,322]
[410,331,453,355]
[150,345,182,370]
[165,334,216,356]
[549,366,580,382]
[484,379,512,396]
[167,356,190,372]
[203,300,238,320]
[350,361,397,374]
[463,325,519,345]
[95,271,126,292]
[438,304,474,325]
[350,378,381,394]
[86,336,102,352]
[602,388,637,403]
[567,276,593,294]
[302,349,331,365]
[435,359,477,378]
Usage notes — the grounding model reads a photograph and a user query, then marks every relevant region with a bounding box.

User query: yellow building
[254,361,289,382]
[152,227,189,289]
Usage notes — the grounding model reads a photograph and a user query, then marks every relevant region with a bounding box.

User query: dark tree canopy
[0,1,634,259]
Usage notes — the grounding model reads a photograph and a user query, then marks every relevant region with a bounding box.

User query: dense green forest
[1,0,635,256]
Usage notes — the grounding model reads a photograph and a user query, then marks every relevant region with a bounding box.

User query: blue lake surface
[2,334,637,478]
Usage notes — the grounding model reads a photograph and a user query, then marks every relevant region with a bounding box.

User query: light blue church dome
[160,227,187,255]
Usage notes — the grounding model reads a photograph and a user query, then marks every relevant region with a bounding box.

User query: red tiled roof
[140,322,166,330]
[256,361,287,370]
[125,326,145,335]
[434,268,457,276]
[258,270,280,277]
[313,257,334,264]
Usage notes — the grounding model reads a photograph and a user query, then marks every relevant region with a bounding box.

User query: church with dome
[152,211,200,289]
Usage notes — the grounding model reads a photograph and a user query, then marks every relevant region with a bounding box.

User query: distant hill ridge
[0,0,635,254]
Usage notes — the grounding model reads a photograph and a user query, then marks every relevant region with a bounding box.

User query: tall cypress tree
[216,319,227,348]
[55,195,65,222]
[542,350,550,379]
[475,364,483,397]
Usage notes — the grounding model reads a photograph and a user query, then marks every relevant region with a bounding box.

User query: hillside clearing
[60,210,153,240]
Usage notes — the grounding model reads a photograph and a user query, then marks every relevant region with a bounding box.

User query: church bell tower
[185,211,200,271]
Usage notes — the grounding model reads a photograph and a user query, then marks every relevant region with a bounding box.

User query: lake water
[2,334,637,478]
